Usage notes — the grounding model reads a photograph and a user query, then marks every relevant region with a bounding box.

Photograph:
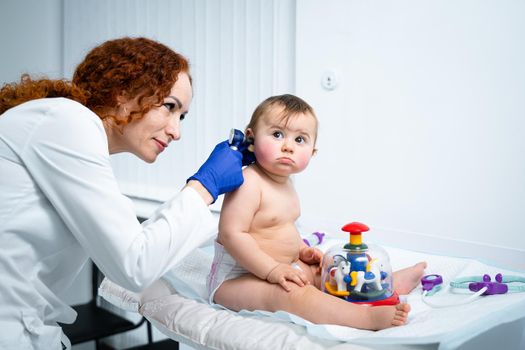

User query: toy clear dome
[321,222,399,305]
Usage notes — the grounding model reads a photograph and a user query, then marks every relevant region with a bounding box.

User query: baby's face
[251,108,317,177]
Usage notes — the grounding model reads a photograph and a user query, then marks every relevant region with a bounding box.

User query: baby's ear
[312,148,318,156]
[245,128,254,139]
[245,128,255,146]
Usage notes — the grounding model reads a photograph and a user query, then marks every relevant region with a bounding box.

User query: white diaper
[206,241,306,304]
[206,240,249,304]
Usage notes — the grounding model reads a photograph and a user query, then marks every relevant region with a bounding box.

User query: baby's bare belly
[251,223,302,264]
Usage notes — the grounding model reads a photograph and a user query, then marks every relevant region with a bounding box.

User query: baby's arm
[219,170,309,291]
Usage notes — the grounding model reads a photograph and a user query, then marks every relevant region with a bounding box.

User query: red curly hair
[0,37,190,126]
[0,75,88,114]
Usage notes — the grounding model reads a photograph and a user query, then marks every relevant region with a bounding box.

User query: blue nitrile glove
[187,140,244,202]
[238,140,256,166]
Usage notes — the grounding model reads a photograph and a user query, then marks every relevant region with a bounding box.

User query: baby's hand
[266,263,310,292]
[299,246,323,266]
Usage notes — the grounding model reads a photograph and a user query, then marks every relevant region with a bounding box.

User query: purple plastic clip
[421,274,443,292]
[303,231,325,246]
[469,273,508,295]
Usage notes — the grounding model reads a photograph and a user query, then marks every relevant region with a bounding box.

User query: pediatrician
[0,37,251,349]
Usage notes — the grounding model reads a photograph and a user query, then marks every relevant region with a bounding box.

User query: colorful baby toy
[321,222,400,306]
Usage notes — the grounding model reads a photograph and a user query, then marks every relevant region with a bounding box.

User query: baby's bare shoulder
[231,165,262,198]
[242,165,263,183]
[242,164,257,175]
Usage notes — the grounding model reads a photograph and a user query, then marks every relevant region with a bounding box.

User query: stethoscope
[421,273,525,308]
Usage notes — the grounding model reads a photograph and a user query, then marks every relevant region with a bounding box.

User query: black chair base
[60,301,144,344]
[124,339,178,350]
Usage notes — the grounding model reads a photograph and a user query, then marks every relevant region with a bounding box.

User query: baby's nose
[281,140,294,152]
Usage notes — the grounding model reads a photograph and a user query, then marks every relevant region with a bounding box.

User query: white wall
[295,0,525,257]
[0,0,63,83]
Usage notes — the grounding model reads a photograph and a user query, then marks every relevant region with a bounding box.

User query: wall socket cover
[321,70,338,90]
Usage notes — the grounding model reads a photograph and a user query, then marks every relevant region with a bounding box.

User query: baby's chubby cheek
[294,153,313,171]
[254,146,274,164]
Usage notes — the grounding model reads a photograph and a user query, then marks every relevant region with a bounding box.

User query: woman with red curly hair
[0,37,249,349]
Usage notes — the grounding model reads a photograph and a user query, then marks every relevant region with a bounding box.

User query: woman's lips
[154,138,167,151]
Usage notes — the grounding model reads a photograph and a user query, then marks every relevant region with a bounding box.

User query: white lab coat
[0,98,217,349]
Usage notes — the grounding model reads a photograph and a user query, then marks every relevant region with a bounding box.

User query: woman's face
[110,72,192,163]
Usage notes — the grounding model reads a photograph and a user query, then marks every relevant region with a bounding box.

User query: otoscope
[228,129,252,151]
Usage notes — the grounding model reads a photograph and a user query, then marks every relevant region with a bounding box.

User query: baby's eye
[272,131,283,139]
[180,113,186,121]
[295,136,305,144]
[163,102,176,112]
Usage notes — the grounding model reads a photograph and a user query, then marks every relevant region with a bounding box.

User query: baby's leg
[393,262,427,295]
[214,274,410,330]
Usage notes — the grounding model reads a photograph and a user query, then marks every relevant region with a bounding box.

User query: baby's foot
[369,303,411,330]
[393,262,427,295]
[391,303,411,326]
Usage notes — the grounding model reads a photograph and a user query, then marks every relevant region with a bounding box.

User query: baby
[207,94,426,330]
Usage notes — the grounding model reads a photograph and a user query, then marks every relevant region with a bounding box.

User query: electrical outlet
[321,70,338,90]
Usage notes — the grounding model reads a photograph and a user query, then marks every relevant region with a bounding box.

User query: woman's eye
[272,131,283,139]
[163,102,176,111]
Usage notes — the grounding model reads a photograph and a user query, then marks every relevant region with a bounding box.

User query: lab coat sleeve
[19,99,217,292]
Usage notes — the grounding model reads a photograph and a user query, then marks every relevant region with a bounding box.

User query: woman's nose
[166,116,181,141]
